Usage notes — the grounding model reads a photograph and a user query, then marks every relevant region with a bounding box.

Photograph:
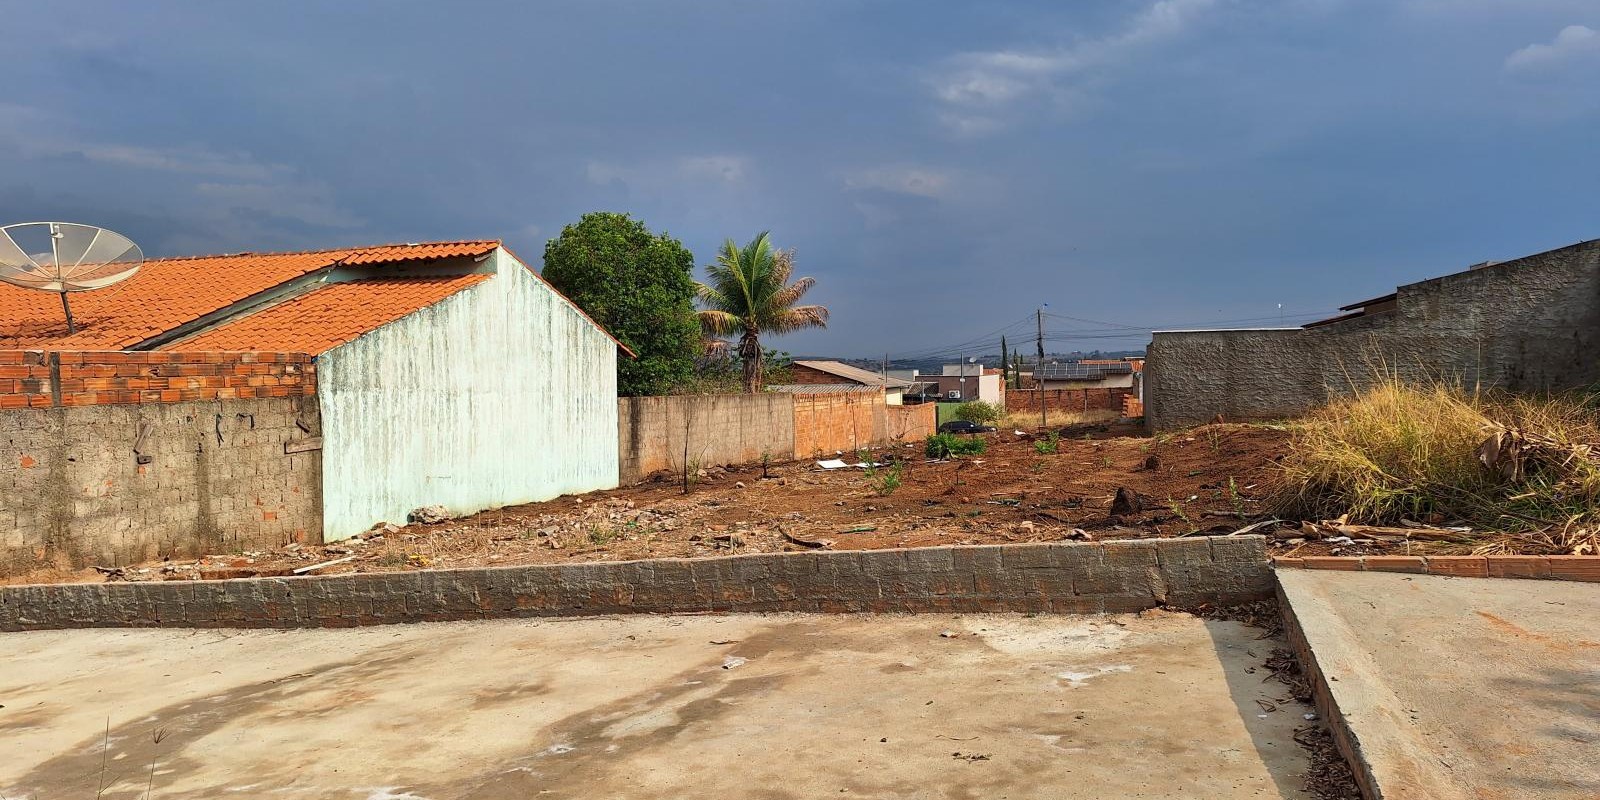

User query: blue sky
[3,0,1597,359]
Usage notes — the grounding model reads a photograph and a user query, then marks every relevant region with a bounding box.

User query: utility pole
[958,350,965,400]
[1036,307,1047,431]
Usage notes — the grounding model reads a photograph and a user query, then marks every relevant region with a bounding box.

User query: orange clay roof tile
[169,274,492,354]
[0,240,499,349]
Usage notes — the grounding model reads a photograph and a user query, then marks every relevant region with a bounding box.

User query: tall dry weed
[1274,377,1600,537]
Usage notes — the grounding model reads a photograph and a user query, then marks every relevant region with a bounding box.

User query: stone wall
[1,350,322,574]
[1145,240,1600,431]
[0,536,1273,631]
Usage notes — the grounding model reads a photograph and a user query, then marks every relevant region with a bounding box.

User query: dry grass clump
[1274,378,1600,550]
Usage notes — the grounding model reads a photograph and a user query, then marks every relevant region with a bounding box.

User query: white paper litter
[816,459,849,470]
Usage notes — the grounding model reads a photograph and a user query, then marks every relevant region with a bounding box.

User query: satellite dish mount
[0,222,144,335]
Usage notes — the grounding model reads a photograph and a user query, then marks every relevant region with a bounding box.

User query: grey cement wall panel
[1,397,321,573]
[0,536,1272,631]
[618,394,798,484]
[1147,241,1600,430]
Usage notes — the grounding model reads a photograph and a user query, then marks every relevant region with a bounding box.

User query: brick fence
[1006,387,1132,415]
[0,350,315,408]
[0,536,1271,631]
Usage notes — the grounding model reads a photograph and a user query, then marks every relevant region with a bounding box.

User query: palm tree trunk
[739,329,763,393]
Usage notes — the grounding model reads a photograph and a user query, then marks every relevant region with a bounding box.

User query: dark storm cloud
[2,0,1596,357]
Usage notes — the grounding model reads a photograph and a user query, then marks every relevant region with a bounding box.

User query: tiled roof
[170,274,491,354]
[0,241,499,349]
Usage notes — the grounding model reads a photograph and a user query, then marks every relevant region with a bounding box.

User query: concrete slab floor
[1279,570,1600,799]
[1,612,1315,800]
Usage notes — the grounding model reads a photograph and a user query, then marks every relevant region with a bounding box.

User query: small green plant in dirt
[1033,432,1060,455]
[760,447,773,479]
[587,525,616,545]
[868,461,905,495]
[1226,476,1248,518]
[954,400,1004,425]
[1167,498,1197,533]
[926,433,986,458]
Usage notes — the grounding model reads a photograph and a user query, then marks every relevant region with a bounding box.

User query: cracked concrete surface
[1,612,1313,799]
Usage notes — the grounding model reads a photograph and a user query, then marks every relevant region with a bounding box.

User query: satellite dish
[0,222,143,334]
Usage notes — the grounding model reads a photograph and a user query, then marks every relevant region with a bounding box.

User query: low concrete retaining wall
[1276,579,1382,800]
[1275,554,1599,582]
[0,536,1271,631]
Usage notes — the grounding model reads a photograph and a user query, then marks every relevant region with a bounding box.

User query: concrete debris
[408,505,451,524]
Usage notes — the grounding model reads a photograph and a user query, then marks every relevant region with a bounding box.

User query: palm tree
[697,232,828,393]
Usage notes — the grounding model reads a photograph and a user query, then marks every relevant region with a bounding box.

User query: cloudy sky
[3,1,1597,359]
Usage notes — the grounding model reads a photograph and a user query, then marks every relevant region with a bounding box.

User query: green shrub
[954,401,1004,425]
[926,433,987,458]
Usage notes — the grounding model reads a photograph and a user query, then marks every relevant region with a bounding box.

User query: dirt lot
[16,422,1301,585]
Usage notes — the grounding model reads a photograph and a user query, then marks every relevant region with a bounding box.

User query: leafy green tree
[542,212,700,396]
[696,232,828,393]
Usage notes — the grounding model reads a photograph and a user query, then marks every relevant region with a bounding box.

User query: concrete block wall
[1145,240,1600,431]
[618,394,796,484]
[618,392,938,484]
[1,351,322,574]
[0,536,1274,630]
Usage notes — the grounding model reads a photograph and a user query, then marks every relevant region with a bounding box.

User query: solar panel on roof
[1035,361,1133,380]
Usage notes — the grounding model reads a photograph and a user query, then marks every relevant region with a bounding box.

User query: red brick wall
[0,350,315,408]
[1007,387,1131,415]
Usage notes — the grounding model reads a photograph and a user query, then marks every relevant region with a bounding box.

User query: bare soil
[17,422,1301,584]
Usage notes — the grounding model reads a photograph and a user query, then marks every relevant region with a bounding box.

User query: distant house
[0,240,630,541]
[1034,359,1143,391]
[789,359,912,404]
[929,363,1004,405]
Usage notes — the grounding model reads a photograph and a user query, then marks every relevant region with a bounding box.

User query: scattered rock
[1012,521,1037,534]
[1109,487,1143,517]
[735,481,746,489]
[939,630,959,638]
[1143,454,1161,471]
[408,505,451,524]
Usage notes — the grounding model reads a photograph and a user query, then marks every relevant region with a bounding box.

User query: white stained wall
[316,248,619,539]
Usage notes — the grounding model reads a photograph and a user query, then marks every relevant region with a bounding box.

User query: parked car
[938,420,997,435]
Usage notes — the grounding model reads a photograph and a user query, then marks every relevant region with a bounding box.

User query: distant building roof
[792,360,913,388]
[1035,361,1135,381]
[767,383,886,395]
